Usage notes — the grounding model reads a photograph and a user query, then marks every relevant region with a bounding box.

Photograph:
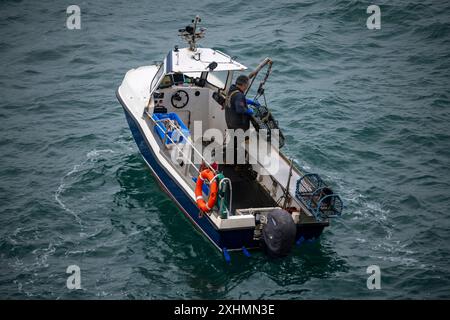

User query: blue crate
[152,112,190,144]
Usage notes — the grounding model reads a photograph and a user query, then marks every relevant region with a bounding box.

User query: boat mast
[178,15,206,51]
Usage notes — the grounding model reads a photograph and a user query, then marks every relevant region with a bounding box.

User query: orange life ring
[195,169,218,214]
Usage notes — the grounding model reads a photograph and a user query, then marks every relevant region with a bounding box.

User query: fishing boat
[116,16,343,259]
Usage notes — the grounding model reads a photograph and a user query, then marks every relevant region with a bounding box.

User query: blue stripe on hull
[121,105,255,251]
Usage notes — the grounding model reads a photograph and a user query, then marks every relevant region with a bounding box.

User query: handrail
[147,111,237,217]
[146,111,217,174]
[147,112,201,175]
[218,177,232,218]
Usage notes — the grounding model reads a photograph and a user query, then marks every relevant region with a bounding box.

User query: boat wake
[329,175,428,268]
[54,149,115,231]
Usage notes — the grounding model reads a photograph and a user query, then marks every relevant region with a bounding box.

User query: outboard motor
[262,209,296,258]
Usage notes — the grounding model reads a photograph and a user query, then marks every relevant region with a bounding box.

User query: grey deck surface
[220,165,277,212]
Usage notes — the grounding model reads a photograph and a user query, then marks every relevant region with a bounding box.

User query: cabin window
[206,71,228,90]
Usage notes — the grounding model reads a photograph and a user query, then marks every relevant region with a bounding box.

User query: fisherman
[225,75,260,169]
[225,75,254,131]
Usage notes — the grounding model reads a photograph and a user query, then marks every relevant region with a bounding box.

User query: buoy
[195,169,218,214]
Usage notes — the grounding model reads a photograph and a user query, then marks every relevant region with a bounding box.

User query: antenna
[178,15,206,51]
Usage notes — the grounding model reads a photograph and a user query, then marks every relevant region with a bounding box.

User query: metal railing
[146,110,216,175]
[146,110,234,217]
[218,177,232,218]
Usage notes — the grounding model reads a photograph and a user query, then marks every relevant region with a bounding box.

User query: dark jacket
[225,84,251,130]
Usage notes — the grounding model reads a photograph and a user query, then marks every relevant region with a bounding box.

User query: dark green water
[1,0,449,299]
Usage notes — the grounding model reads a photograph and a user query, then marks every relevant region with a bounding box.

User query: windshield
[149,63,165,94]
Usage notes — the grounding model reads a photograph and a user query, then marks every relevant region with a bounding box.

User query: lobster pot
[250,106,285,148]
[295,173,343,221]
